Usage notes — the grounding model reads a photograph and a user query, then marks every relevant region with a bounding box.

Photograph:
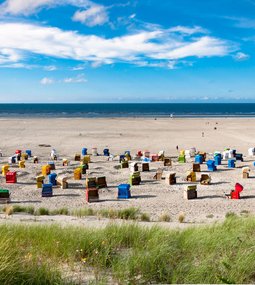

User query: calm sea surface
[0,103,255,118]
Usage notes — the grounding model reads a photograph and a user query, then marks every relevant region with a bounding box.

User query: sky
[0,0,255,103]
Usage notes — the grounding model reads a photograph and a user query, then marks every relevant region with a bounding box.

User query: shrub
[178,212,185,223]
[140,213,150,222]
[159,213,171,222]
[36,207,49,215]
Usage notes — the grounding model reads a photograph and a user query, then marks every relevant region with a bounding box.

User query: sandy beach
[1,117,255,224]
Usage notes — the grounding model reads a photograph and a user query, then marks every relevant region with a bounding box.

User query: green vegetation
[159,213,171,222]
[1,215,255,283]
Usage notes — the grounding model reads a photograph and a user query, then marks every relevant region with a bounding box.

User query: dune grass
[0,215,255,283]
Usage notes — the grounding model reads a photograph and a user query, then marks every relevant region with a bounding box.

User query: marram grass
[0,215,255,284]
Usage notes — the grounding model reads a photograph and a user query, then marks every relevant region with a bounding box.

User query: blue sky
[0,0,255,103]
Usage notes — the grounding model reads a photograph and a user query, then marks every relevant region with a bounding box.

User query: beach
[1,117,255,224]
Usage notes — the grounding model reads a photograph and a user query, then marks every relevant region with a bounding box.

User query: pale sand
[0,117,255,225]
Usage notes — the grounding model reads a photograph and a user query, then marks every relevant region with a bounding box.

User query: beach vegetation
[159,213,171,222]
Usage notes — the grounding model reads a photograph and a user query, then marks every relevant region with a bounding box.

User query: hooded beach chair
[184,185,197,200]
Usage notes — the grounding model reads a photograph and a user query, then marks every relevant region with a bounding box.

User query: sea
[0,103,255,118]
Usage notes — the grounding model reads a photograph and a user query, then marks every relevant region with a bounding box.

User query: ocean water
[0,103,255,118]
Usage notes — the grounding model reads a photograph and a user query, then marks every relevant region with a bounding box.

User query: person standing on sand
[176,145,179,151]
[202,132,204,137]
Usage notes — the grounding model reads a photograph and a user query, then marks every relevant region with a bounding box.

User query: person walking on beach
[202,132,204,137]
[176,145,179,152]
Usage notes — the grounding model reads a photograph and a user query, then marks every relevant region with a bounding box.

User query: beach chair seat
[151,154,159,162]
[42,165,51,176]
[6,171,17,184]
[42,183,53,197]
[74,153,81,161]
[21,153,28,160]
[192,163,201,172]
[186,171,196,182]
[129,171,141,186]
[0,189,10,203]
[74,168,82,180]
[47,161,56,170]
[86,188,99,203]
[200,174,211,185]
[118,184,131,199]
[229,183,243,199]
[96,177,107,188]
[184,185,197,200]
[178,155,186,163]
[153,168,163,180]
[91,147,98,156]
[198,152,206,162]
[82,155,91,164]
[82,148,87,156]
[242,167,250,179]
[164,157,172,167]
[121,161,129,169]
[2,165,9,176]
[25,150,32,157]
[206,160,217,171]
[142,163,150,172]
[129,162,139,173]
[62,158,69,166]
[214,154,222,166]
[57,176,68,189]
[103,148,110,156]
[158,150,165,161]
[33,156,39,163]
[165,172,176,185]
[19,160,25,168]
[228,159,235,168]
[235,153,243,162]
[49,173,57,186]
[86,177,97,188]
[36,175,45,188]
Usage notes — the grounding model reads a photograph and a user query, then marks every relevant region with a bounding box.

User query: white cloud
[63,74,87,83]
[0,22,233,68]
[168,25,207,35]
[44,65,57,71]
[72,5,109,27]
[233,52,250,61]
[0,48,22,64]
[40,77,54,85]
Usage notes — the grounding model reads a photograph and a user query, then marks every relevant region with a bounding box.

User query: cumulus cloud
[233,52,250,61]
[63,74,87,83]
[72,5,109,26]
[40,77,54,85]
[0,22,234,69]
[0,0,109,27]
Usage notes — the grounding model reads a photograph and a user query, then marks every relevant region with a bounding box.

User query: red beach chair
[231,183,243,199]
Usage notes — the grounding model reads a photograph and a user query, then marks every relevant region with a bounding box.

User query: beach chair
[36,175,45,188]
[103,148,110,156]
[184,185,197,200]
[164,157,172,167]
[2,165,9,176]
[129,171,141,186]
[143,150,150,158]
[9,156,16,164]
[200,174,211,185]
[121,161,129,169]
[42,165,51,176]
[51,149,58,160]
[198,152,206,162]
[151,154,159,162]
[178,155,186,163]
[19,160,25,168]
[142,163,150,172]
[192,163,201,172]
[82,148,87,156]
[227,183,243,199]
[248,148,255,156]
[195,154,203,164]
[74,168,82,180]
[186,171,196,182]
[235,153,243,162]
[214,154,221,166]
[158,150,165,161]
[82,155,91,164]
[125,152,132,161]
[0,189,10,203]
[47,161,56,170]
[57,176,68,189]
[6,171,17,184]
[62,158,69,166]
[242,167,250,179]
[85,177,97,188]
[42,183,53,197]
[74,153,81,161]
[96,177,107,188]
[137,150,143,157]
[91,147,98,156]
[165,172,176,185]
[129,162,139,173]
[206,160,217,171]
[118,184,131,199]
[153,168,163,180]
[25,150,32,157]
[228,159,235,168]
[21,153,28,161]
[33,156,39,163]
[86,188,99,203]
[49,173,57,186]
[80,164,88,174]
